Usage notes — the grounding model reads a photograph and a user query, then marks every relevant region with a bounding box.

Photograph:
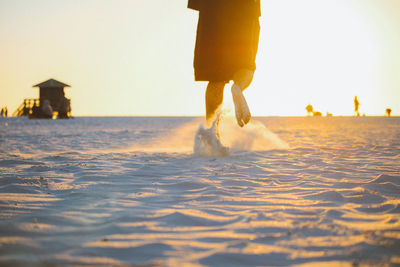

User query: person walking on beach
[354,96,360,117]
[188,0,261,127]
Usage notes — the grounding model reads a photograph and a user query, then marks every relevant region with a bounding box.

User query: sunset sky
[1,0,399,116]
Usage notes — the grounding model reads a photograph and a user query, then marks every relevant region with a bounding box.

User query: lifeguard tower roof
[33,78,71,88]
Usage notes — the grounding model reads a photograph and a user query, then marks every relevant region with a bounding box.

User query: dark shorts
[193,8,260,82]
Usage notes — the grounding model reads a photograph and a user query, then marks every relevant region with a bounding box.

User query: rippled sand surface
[0,116,399,266]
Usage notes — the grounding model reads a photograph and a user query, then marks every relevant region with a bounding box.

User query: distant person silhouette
[386,108,392,117]
[354,96,360,116]
[188,0,261,127]
[58,97,71,119]
[41,99,53,118]
[23,100,30,116]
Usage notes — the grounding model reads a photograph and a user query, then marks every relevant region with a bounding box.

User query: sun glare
[247,0,385,116]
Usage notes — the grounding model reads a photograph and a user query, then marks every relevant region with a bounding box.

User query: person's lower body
[195,12,259,127]
[205,69,254,127]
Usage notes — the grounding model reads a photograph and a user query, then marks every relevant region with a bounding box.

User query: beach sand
[0,116,399,266]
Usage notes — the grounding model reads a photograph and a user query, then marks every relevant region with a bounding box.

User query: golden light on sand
[0,237,38,248]
[0,114,399,265]
[0,193,61,202]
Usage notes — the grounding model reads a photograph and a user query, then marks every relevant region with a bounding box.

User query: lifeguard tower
[13,78,72,119]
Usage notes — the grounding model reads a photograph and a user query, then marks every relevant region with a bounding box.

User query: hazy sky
[1,0,399,116]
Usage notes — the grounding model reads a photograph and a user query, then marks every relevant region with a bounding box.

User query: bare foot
[231,84,251,127]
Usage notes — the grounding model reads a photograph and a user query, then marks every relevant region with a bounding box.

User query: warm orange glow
[54,254,125,266]
[19,223,55,232]
[0,193,61,202]
[0,0,399,116]
[0,237,38,248]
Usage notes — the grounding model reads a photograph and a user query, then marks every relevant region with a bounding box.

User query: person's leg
[232,69,254,127]
[205,82,225,126]
[233,69,254,91]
